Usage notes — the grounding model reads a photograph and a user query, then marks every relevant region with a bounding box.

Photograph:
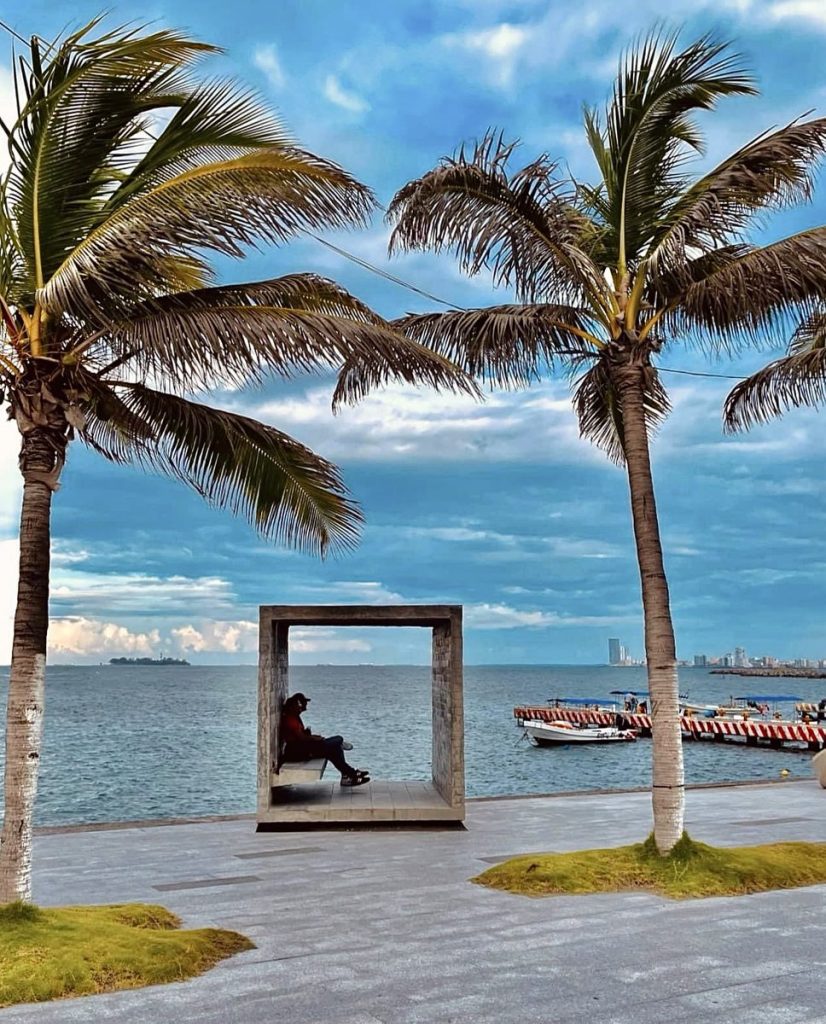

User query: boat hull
[524,720,637,745]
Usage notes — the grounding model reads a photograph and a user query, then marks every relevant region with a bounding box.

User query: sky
[2,0,826,665]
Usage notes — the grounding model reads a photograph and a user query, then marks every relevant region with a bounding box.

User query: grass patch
[0,902,254,1008]
[473,833,826,900]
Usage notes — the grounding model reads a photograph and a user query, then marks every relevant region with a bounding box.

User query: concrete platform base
[259,779,463,825]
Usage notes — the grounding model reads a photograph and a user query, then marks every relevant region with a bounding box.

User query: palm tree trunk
[0,429,57,903]
[613,358,684,854]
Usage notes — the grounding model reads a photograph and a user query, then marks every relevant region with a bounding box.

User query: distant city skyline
[608,639,826,670]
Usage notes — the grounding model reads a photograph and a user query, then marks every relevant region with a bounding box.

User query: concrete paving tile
[5,781,826,1023]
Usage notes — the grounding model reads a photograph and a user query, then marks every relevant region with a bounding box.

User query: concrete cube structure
[257,605,465,827]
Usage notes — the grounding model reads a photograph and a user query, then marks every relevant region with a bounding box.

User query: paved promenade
[8,779,826,1023]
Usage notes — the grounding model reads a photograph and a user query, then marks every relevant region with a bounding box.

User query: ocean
[0,664,821,827]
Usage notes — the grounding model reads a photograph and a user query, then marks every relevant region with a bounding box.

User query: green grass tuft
[473,833,826,900]
[0,902,254,1008]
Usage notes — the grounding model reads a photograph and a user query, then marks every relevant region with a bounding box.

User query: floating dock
[514,705,826,751]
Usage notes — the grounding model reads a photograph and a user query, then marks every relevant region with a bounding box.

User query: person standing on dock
[817,699,826,724]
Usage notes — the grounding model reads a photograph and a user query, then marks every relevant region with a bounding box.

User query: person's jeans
[312,735,355,778]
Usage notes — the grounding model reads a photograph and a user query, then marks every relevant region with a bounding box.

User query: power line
[307,233,462,310]
[305,233,750,382]
[656,366,746,381]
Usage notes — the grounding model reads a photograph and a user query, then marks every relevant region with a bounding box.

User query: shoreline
[32,775,811,835]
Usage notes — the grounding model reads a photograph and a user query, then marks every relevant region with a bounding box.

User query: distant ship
[108,656,190,666]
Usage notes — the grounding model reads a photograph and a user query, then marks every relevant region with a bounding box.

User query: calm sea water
[0,664,821,827]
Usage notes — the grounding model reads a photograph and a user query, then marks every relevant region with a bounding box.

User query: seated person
[818,698,826,724]
[280,692,369,787]
[637,699,648,714]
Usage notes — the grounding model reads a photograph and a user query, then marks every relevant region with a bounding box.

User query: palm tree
[387,30,826,852]
[0,19,470,903]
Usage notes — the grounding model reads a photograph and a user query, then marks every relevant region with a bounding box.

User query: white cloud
[443,23,530,87]
[237,380,600,467]
[172,619,258,653]
[763,0,826,28]
[253,44,287,89]
[323,75,369,114]
[292,580,406,604]
[50,568,237,615]
[290,628,371,654]
[48,617,160,656]
[465,602,637,629]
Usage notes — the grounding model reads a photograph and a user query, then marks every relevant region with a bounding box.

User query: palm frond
[666,227,826,348]
[104,78,291,211]
[80,382,362,555]
[573,357,671,464]
[598,30,755,267]
[647,117,826,269]
[6,22,211,303]
[79,274,476,396]
[392,304,596,388]
[789,308,826,355]
[723,347,826,431]
[40,149,375,320]
[387,132,604,309]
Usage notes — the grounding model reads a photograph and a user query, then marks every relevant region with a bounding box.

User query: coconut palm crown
[0,19,471,902]
[387,30,826,852]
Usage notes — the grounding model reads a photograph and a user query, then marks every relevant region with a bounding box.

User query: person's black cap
[293,692,310,705]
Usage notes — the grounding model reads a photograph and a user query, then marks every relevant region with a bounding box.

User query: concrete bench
[271,758,328,787]
[813,749,826,789]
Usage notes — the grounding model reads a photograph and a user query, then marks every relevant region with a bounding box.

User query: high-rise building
[734,646,747,667]
[608,638,622,665]
[693,654,707,667]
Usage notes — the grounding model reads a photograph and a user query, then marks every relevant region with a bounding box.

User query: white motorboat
[524,719,637,745]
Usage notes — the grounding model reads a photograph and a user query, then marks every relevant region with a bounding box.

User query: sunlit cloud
[48,617,161,657]
[322,74,369,113]
[253,44,287,89]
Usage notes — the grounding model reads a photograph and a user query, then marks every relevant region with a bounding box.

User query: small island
[109,657,191,666]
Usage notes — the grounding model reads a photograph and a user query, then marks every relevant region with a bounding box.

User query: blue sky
[2,0,826,665]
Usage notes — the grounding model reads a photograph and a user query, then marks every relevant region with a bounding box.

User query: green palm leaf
[5,23,211,302]
[82,382,362,555]
[40,149,375,320]
[594,30,755,270]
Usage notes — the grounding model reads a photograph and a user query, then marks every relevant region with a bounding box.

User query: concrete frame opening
[257,605,465,827]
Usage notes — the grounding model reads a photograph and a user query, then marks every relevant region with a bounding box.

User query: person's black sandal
[341,770,370,787]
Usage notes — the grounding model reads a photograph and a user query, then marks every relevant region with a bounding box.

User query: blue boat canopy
[735,694,802,702]
[547,696,617,705]
[610,690,691,699]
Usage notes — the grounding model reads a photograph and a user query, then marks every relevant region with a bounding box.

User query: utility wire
[307,233,463,310]
[305,232,750,382]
